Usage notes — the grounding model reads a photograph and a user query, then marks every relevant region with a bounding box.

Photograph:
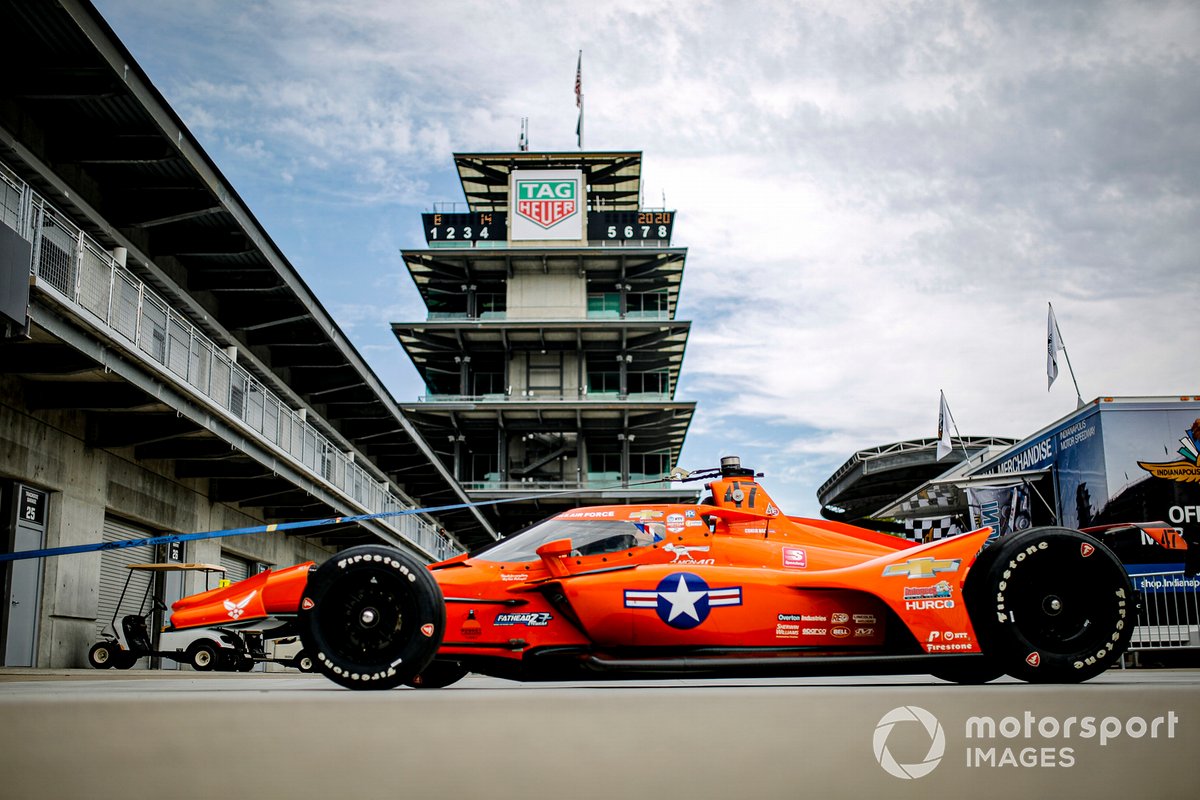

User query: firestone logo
[873,706,945,779]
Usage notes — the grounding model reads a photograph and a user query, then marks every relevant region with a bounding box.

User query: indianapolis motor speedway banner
[966,483,1033,538]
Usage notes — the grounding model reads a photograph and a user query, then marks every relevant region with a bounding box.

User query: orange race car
[165,457,1139,690]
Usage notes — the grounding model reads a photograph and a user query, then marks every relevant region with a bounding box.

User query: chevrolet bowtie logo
[882,557,962,579]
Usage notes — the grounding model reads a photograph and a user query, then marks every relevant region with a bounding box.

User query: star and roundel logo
[624,572,742,629]
[873,706,945,779]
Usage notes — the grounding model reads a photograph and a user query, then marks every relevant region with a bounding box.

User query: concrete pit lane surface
[1,668,1199,799]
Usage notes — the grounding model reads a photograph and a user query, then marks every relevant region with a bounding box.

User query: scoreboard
[422,210,676,245]
[422,212,506,244]
[587,211,674,243]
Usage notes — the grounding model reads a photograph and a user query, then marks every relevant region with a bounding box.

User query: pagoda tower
[393,151,696,544]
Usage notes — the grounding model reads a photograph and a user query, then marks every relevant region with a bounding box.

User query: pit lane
[2,668,1198,799]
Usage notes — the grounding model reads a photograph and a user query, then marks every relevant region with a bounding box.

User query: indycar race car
[162,457,1144,690]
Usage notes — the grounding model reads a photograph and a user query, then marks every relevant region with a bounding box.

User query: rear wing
[1080,522,1186,551]
[1081,521,1197,576]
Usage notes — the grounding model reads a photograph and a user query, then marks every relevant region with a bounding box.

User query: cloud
[92,0,1200,515]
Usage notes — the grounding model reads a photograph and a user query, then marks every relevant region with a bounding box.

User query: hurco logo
[515,179,577,228]
[882,557,961,579]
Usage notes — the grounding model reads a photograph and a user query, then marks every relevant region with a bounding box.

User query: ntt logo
[873,706,945,779]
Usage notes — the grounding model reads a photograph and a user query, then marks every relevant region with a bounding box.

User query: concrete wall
[506,266,585,320]
[507,351,580,397]
[0,374,332,668]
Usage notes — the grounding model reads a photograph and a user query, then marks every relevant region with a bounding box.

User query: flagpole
[1059,336,1084,409]
[944,393,971,460]
[1049,302,1085,408]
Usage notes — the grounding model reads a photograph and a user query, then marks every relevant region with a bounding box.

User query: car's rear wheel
[965,527,1136,683]
[299,545,445,690]
[404,659,468,689]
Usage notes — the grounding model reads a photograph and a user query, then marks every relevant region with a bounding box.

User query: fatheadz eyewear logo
[873,706,945,779]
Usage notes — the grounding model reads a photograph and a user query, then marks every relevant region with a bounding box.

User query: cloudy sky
[92,0,1198,517]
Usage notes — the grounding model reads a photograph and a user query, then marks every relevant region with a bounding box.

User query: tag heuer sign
[518,180,575,227]
[509,169,585,241]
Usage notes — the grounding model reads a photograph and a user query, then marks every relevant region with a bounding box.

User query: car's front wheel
[965,527,1136,683]
[299,546,445,690]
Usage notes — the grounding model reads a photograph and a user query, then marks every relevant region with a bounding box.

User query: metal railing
[1,159,459,561]
[1128,570,1200,650]
[459,475,674,492]
[416,391,672,403]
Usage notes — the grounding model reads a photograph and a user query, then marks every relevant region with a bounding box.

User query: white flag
[1047,303,1064,390]
[936,390,953,461]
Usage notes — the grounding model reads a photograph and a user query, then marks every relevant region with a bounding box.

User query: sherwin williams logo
[515,179,577,228]
[1138,419,1200,483]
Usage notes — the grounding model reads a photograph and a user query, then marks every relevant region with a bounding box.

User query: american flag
[575,51,582,107]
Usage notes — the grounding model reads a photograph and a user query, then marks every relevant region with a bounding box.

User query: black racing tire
[187,640,220,672]
[965,527,1136,683]
[404,659,468,689]
[292,650,315,673]
[299,545,445,691]
[88,641,118,669]
[930,656,1005,684]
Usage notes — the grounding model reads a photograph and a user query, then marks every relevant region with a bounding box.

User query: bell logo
[1081,542,1095,558]
[873,706,945,779]
[1026,651,1041,667]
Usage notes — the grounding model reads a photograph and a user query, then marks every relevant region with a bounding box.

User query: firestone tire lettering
[964,527,1136,684]
[299,544,445,691]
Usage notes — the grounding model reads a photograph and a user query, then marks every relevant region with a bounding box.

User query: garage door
[97,518,157,668]
[219,551,251,585]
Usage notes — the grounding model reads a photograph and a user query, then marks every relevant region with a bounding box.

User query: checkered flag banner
[904,516,963,543]
[901,484,956,512]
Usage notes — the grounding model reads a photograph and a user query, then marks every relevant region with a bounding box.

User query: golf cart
[88,563,313,672]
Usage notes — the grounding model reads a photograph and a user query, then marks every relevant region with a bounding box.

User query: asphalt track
[1,668,1199,799]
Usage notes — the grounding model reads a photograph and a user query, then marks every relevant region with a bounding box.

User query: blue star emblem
[624,572,742,630]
